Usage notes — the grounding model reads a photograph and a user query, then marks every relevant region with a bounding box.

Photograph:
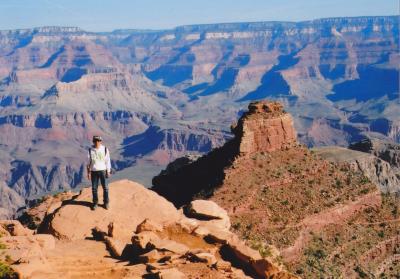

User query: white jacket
[87,145,111,172]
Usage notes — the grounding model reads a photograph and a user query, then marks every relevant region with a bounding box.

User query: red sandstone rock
[41,180,181,241]
[6,180,297,278]
[0,220,34,236]
[232,101,297,154]
[136,218,164,234]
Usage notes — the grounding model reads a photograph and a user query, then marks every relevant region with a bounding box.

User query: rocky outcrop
[350,138,400,171]
[0,181,24,219]
[0,220,34,236]
[232,101,297,154]
[314,146,400,193]
[152,101,299,206]
[312,138,400,194]
[153,101,399,277]
[18,191,76,229]
[0,220,54,278]
[2,179,297,279]
[39,180,182,241]
[186,200,230,221]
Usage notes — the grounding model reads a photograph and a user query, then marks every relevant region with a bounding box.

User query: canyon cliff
[0,16,399,217]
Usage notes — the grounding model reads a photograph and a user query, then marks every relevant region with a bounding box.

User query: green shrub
[232,221,241,230]
[354,266,368,278]
[360,176,370,184]
[281,200,289,206]
[334,179,342,189]
[0,261,17,279]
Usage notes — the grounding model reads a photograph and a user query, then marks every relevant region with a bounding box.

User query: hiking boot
[91,204,98,211]
[104,203,110,210]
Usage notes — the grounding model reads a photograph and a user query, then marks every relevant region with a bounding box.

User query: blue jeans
[91,170,109,205]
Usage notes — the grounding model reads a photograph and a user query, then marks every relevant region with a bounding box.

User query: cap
[92,135,103,142]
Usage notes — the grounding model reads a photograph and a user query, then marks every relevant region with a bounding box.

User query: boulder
[185,200,231,231]
[175,216,199,234]
[202,229,237,245]
[132,230,189,255]
[132,231,161,251]
[196,218,231,232]
[225,238,263,263]
[41,180,181,241]
[136,218,163,234]
[186,200,229,220]
[221,237,296,279]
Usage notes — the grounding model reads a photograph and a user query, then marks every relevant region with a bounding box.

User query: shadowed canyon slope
[153,101,400,278]
[0,16,399,217]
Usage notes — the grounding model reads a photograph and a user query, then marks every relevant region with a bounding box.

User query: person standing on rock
[87,135,111,210]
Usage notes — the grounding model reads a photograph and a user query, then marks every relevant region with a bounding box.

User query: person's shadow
[61,199,93,208]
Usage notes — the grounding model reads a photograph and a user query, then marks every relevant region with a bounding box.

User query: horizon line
[0,14,397,33]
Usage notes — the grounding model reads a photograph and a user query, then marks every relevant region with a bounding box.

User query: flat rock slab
[12,239,148,279]
[0,234,55,262]
[187,200,229,220]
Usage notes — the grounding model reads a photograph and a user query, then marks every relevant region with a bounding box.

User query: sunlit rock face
[232,101,298,154]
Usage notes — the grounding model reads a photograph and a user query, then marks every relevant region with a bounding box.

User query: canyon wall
[0,16,398,216]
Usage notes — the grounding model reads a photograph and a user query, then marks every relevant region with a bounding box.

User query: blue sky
[0,0,398,31]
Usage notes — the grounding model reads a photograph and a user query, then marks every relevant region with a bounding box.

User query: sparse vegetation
[0,261,16,279]
[210,146,398,278]
[249,239,274,258]
[360,176,370,184]
[334,178,342,189]
[354,265,368,278]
